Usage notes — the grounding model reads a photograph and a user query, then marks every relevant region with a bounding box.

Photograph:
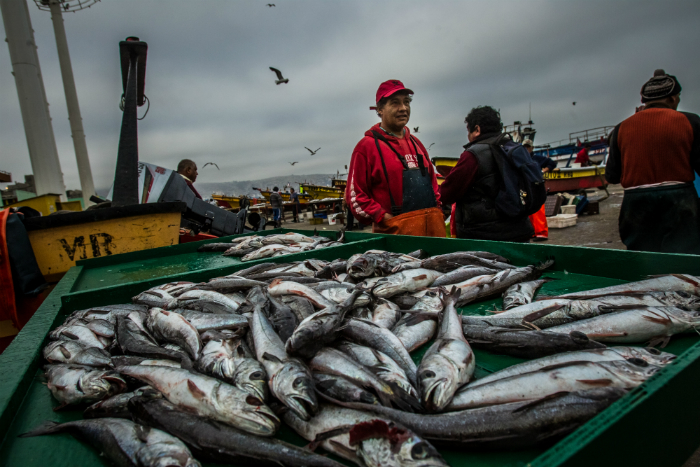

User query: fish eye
[250,371,265,380]
[626,358,647,367]
[411,442,429,459]
[645,347,661,355]
[293,377,305,388]
[421,370,436,379]
[678,291,690,298]
[245,395,263,406]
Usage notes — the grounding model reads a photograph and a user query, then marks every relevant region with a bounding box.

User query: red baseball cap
[375,79,413,104]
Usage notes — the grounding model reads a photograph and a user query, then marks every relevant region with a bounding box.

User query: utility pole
[36,0,98,206]
[1,0,66,199]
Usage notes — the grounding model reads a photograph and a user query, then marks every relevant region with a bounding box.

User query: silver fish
[116,364,279,436]
[269,278,334,309]
[347,250,417,279]
[133,289,177,309]
[84,386,158,419]
[116,312,193,367]
[392,314,438,353]
[320,285,372,308]
[242,244,303,261]
[286,288,366,358]
[43,340,112,367]
[555,274,700,299]
[418,288,474,411]
[175,290,242,314]
[372,269,443,299]
[261,232,315,245]
[370,299,402,329]
[468,346,676,389]
[201,277,267,293]
[146,308,202,360]
[151,281,202,297]
[282,404,448,467]
[431,266,499,288]
[19,418,200,467]
[460,299,609,329]
[45,364,126,408]
[342,319,418,386]
[52,322,109,350]
[336,341,420,408]
[314,373,380,405]
[173,309,248,332]
[69,304,147,324]
[447,359,657,411]
[251,306,317,421]
[503,277,556,310]
[197,334,267,401]
[544,306,700,346]
[393,252,513,274]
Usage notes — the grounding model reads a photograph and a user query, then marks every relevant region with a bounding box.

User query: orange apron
[373,207,446,237]
[528,204,548,238]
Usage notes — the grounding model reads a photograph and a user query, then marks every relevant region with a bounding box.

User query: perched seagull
[572,102,577,105]
[428,143,435,150]
[413,126,419,133]
[202,162,220,170]
[289,161,298,166]
[305,147,321,155]
[267,3,276,6]
[269,67,289,85]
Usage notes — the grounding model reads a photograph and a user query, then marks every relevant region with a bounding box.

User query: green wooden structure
[1,230,700,466]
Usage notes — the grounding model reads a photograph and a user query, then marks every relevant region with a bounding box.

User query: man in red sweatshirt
[345,80,444,236]
[607,69,700,254]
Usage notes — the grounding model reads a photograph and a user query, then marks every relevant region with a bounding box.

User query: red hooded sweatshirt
[346,124,441,224]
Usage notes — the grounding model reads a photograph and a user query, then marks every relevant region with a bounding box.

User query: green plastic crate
[2,233,700,467]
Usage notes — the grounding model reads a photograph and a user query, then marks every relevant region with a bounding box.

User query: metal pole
[0,0,66,199]
[111,53,139,206]
[48,0,94,206]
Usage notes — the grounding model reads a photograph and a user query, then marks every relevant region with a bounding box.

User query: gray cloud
[1,1,698,193]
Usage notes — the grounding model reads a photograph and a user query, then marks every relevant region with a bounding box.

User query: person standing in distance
[345,80,444,236]
[289,187,300,222]
[523,139,555,240]
[606,69,700,254]
[269,187,283,228]
[177,159,202,199]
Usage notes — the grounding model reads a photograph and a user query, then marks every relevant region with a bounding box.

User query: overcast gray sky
[1,1,699,192]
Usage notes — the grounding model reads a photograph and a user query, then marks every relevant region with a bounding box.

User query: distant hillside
[196,173,337,198]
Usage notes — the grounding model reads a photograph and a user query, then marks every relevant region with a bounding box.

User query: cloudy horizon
[1,1,698,193]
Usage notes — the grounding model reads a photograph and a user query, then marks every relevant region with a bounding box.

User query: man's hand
[382,213,394,221]
[542,168,550,173]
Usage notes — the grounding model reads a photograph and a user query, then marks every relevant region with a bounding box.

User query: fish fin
[59,347,71,359]
[60,331,79,340]
[306,426,354,451]
[262,352,284,363]
[52,402,69,412]
[397,313,435,327]
[521,304,567,323]
[512,392,571,413]
[671,274,700,287]
[587,332,628,338]
[537,360,594,372]
[386,382,422,412]
[328,440,362,464]
[134,425,151,442]
[187,379,207,400]
[647,336,671,348]
[18,421,63,438]
[642,311,673,325]
[577,379,614,386]
[537,258,556,271]
[314,379,337,391]
[412,275,428,281]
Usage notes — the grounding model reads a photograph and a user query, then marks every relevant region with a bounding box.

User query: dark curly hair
[464,106,502,135]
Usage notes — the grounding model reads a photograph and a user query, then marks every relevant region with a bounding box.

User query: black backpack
[485,134,547,218]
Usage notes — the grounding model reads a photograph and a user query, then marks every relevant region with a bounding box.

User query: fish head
[672,291,700,310]
[215,384,280,436]
[372,277,403,299]
[348,256,377,279]
[608,359,660,385]
[233,359,268,402]
[418,354,458,412]
[629,347,677,366]
[271,360,318,421]
[80,371,127,400]
[350,420,448,467]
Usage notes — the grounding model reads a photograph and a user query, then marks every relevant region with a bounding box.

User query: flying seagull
[289,161,298,166]
[202,162,220,170]
[413,126,419,133]
[428,143,435,150]
[305,147,321,155]
[267,3,275,6]
[572,102,576,105]
[269,67,289,85]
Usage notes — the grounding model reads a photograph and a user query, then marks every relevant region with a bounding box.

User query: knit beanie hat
[640,69,682,103]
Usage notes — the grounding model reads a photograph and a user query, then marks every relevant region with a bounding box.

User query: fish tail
[18,420,65,438]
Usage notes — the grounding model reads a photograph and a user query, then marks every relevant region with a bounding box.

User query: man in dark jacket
[439,106,533,242]
[177,159,202,199]
[606,69,700,254]
[269,187,283,228]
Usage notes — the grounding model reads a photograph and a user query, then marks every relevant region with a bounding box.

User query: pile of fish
[23,247,700,467]
[197,231,345,262]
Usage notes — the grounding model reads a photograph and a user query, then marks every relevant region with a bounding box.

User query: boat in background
[299,183,343,200]
[252,187,313,203]
[534,126,612,169]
